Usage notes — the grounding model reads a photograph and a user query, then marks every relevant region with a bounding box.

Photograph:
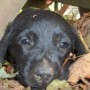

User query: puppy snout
[34,63,54,85]
[35,72,52,82]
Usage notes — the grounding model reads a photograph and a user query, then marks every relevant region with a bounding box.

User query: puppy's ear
[74,36,86,56]
[67,25,86,56]
[0,24,14,63]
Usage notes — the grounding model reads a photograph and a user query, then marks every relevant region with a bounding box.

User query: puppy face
[1,9,85,90]
[8,22,72,87]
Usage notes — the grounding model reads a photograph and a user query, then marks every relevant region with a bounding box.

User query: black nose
[35,72,52,83]
[39,73,51,80]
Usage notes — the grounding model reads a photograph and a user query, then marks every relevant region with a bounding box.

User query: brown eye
[21,39,30,45]
[59,42,69,49]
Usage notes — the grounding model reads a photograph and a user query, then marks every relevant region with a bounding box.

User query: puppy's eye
[59,42,69,49]
[21,39,30,45]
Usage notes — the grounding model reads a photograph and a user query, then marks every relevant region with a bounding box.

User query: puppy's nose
[35,72,52,82]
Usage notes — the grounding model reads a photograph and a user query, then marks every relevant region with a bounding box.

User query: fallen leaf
[47,79,72,90]
[0,79,25,90]
[0,67,18,79]
[68,53,90,84]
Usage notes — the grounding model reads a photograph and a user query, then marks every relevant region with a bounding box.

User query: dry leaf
[0,79,25,90]
[47,79,72,90]
[68,53,90,84]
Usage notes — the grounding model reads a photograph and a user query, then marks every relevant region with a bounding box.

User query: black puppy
[0,9,85,90]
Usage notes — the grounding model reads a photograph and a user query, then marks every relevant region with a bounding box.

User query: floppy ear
[66,23,86,56]
[0,24,14,64]
[61,16,86,56]
[74,38,86,55]
[72,32,86,56]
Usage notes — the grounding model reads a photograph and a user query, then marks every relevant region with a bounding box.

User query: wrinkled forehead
[13,10,67,35]
[15,19,70,40]
[13,10,72,43]
[29,20,62,36]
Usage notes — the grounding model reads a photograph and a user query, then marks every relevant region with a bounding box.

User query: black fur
[0,9,85,90]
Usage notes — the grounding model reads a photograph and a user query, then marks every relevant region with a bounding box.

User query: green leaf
[0,67,18,78]
[47,79,73,90]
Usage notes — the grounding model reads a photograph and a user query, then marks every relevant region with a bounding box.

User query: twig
[78,31,90,53]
